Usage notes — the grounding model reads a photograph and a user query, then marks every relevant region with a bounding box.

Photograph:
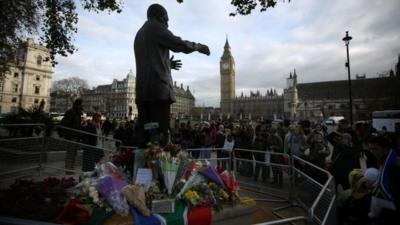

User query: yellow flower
[185,190,201,205]
[240,197,255,205]
[220,190,229,199]
[185,190,197,200]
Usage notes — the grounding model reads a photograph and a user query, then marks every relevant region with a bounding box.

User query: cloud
[53,0,400,107]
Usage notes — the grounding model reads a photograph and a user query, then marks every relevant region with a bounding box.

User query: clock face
[222,63,229,70]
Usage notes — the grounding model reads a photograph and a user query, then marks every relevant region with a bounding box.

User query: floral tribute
[0,144,252,225]
[112,148,135,177]
[0,177,76,222]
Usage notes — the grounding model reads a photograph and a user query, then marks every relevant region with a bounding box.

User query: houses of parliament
[219,38,400,121]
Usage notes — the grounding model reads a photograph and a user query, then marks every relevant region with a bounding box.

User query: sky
[54,0,400,107]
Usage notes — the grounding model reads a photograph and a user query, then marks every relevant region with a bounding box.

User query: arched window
[37,55,42,65]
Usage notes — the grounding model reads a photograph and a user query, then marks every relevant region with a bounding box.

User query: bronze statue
[134,3,210,147]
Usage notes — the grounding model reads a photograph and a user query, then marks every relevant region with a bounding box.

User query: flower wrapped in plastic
[183,182,215,209]
[96,162,126,180]
[121,184,150,216]
[220,170,239,195]
[57,197,91,225]
[181,160,202,181]
[177,171,206,198]
[160,158,180,195]
[97,175,129,216]
[198,165,225,187]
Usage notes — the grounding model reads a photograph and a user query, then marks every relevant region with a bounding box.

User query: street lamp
[342,31,353,125]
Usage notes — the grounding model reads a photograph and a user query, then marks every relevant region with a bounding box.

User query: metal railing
[0,123,123,181]
[0,123,46,183]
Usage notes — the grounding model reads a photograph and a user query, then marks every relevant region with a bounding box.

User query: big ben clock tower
[220,37,235,115]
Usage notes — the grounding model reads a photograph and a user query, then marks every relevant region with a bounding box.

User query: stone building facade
[233,90,283,120]
[220,38,284,120]
[50,70,195,119]
[85,70,137,118]
[0,39,53,113]
[283,62,400,122]
[50,70,136,118]
[170,81,195,118]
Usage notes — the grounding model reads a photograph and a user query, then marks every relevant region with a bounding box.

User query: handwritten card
[135,168,153,191]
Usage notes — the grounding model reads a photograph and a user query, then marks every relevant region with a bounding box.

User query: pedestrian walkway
[240,189,308,225]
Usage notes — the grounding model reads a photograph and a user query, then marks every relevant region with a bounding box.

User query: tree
[52,77,89,105]
[178,0,290,16]
[1,0,289,80]
[52,77,89,94]
[0,0,122,79]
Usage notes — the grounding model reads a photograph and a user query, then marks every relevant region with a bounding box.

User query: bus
[49,112,64,122]
[372,110,400,133]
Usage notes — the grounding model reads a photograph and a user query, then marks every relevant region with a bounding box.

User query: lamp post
[342,31,353,125]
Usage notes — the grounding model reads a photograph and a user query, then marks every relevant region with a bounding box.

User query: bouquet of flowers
[208,182,230,211]
[163,143,182,158]
[160,158,180,195]
[72,177,112,211]
[112,148,135,177]
[220,170,239,196]
[183,182,215,209]
[0,177,76,222]
[143,144,164,182]
[96,162,130,216]
[198,165,225,187]
[143,144,164,162]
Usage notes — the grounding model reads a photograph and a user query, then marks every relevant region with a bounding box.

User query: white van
[372,110,400,132]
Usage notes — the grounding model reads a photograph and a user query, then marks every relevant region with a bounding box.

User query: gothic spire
[224,34,230,49]
[221,35,234,60]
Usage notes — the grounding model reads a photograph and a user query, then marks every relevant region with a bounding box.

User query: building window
[0,82,3,92]
[12,83,18,92]
[37,55,42,65]
[34,98,39,104]
[36,75,40,81]
[12,97,17,103]
[34,86,40,94]
[14,72,19,78]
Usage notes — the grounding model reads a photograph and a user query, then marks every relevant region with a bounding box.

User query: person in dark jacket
[59,99,83,173]
[102,117,113,137]
[134,3,210,147]
[253,128,268,182]
[268,128,284,187]
[82,113,104,172]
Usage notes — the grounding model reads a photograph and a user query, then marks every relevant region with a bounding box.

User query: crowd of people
[59,99,399,225]
[114,118,399,225]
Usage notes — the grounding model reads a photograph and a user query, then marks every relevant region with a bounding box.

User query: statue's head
[147,4,169,27]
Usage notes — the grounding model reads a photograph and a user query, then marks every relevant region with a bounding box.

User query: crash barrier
[0,124,336,225]
[291,155,336,225]
[232,148,336,225]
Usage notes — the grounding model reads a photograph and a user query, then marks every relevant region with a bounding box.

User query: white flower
[93,197,100,203]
